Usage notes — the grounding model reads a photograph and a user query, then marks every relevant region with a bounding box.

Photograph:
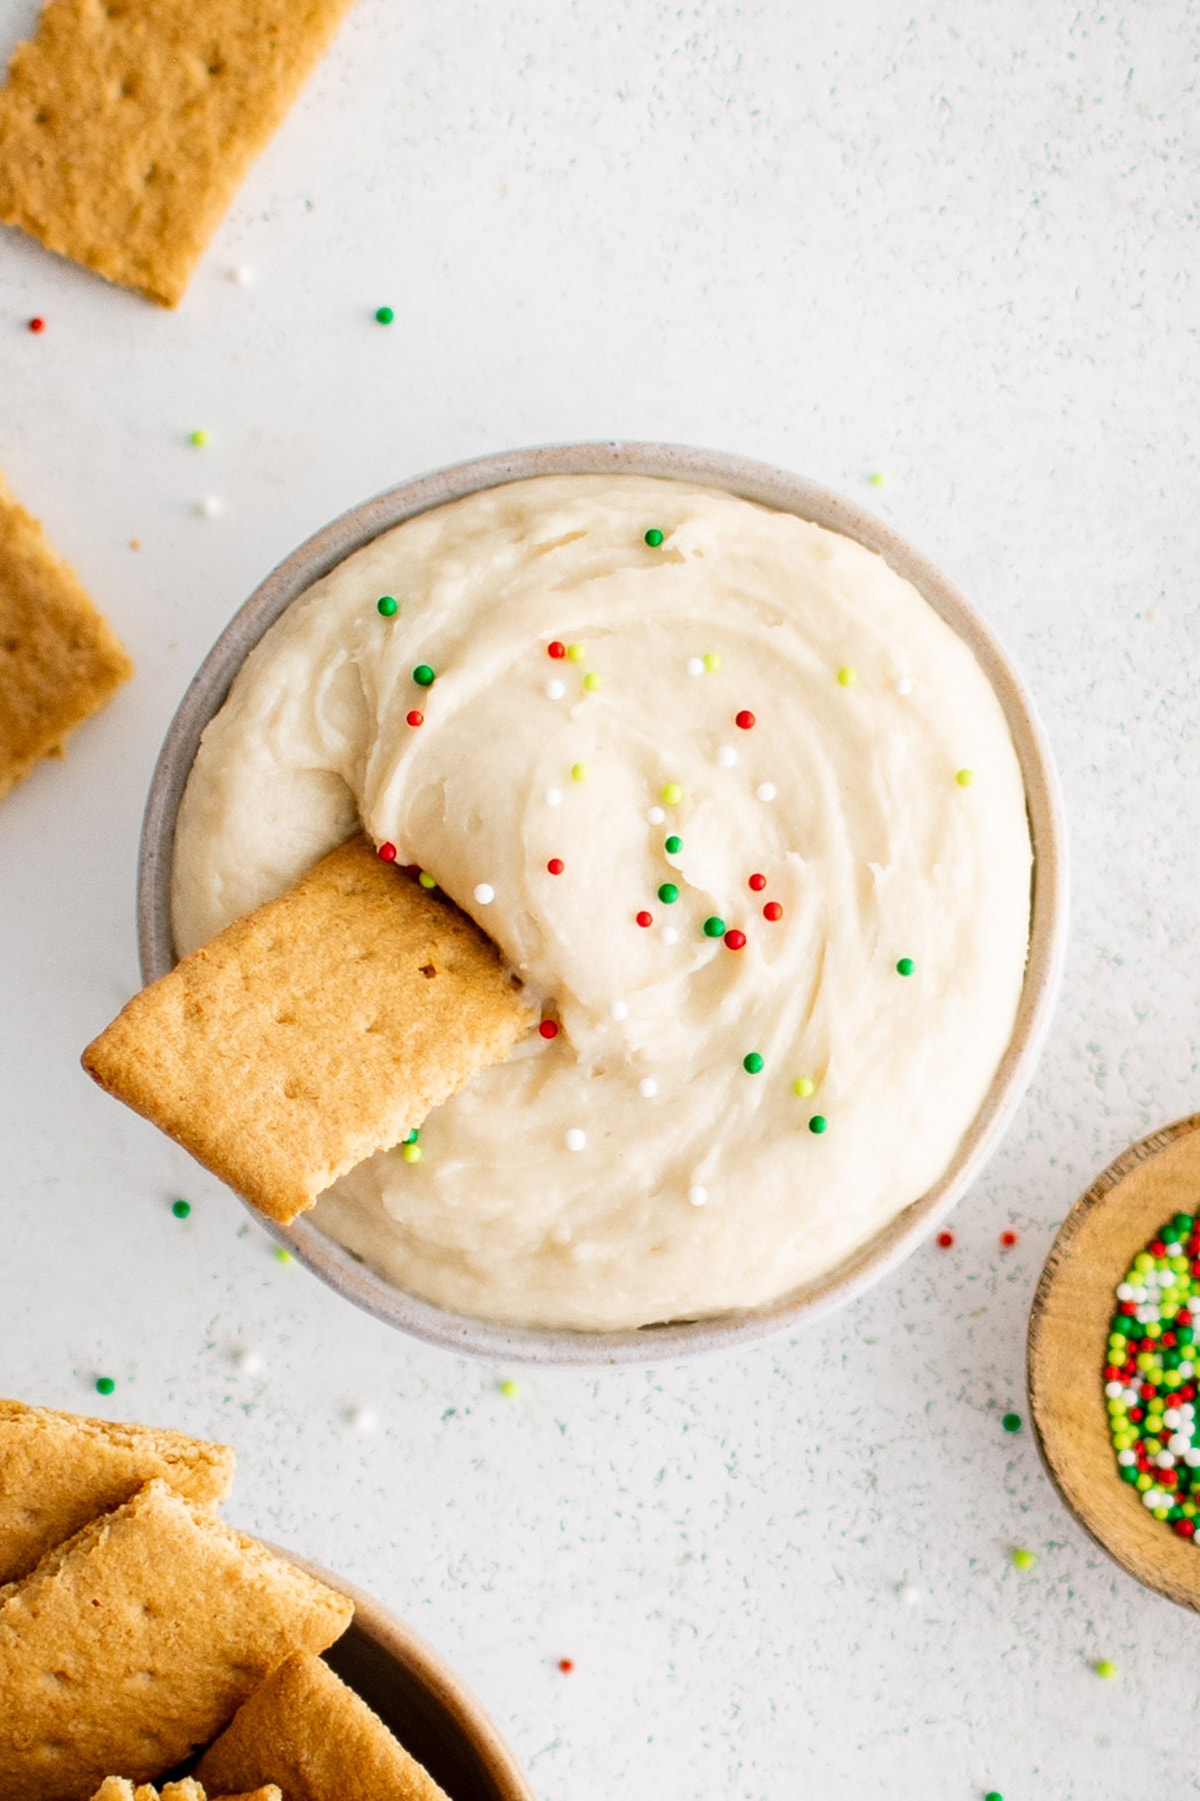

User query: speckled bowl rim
[139,440,1069,1367]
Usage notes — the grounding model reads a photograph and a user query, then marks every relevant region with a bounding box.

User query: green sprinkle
[657,883,679,904]
[171,1199,191,1219]
[793,1077,815,1098]
[402,1142,422,1164]
[896,957,915,977]
[808,1115,827,1135]
[1002,1412,1022,1433]
[984,1793,1003,1801]
[644,527,664,547]
[189,428,209,447]
[661,782,683,806]
[956,768,975,787]
[869,472,886,488]
[498,1378,519,1397]
[664,835,682,854]
[1095,1659,1118,1680]
[837,666,857,687]
[377,594,398,617]
[95,1376,116,1395]
[583,671,602,691]
[571,762,589,782]
[566,643,585,662]
[403,1129,419,1145]
[274,1247,294,1264]
[375,305,395,324]
[1011,1548,1036,1571]
[702,916,726,938]
[743,1052,764,1074]
[702,652,722,672]
[418,871,437,889]
[412,664,436,687]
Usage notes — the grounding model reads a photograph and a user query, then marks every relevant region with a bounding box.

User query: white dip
[173,475,1032,1331]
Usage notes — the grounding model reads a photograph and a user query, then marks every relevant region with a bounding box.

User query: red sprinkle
[1000,1230,1018,1247]
[406,710,424,727]
[28,317,44,333]
[735,710,755,730]
[636,910,653,928]
[748,872,767,892]
[558,1658,574,1673]
[538,1020,559,1040]
[548,641,566,659]
[547,857,565,875]
[723,928,747,950]
[1176,1519,1196,1537]
[377,842,397,862]
[762,901,783,922]
[936,1230,955,1248]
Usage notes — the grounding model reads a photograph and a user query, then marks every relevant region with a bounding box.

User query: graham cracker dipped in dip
[172,474,1032,1331]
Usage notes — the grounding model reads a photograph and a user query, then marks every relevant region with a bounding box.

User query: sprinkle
[547,858,565,875]
[610,999,629,1020]
[687,1184,709,1207]
[232,265,255,284]
[647,806,666,825]
[235,1348,263,1375]
[375,305,395,324]
[95,1376,116,1395]
[644,528,664,547]
[638,1077,658,1098]
[347,1405,377,1432]
[565,1127,587,1152]
[1002,1412,1023,1433]
[735,710,755,731]
[412,664,436,687]
[571,763,589,783]
[808,1115,827,1134]
[896,957,915,977]
[792,1077,815,1098]
[546,787,563,806]
[274,1247,294,1264]
[1095,1660,1118,1680]
[724,929,747,951]
[402,1142,422,1163]
[1000,1229,1018,1248]
[936,1231,955,1248]
[558,1657,575,1673]
[956,768,974,787]
[662,926,679,945]
[548,641,566,659]
[566,643,585,662]
[377,841,397,862]
[28,316,45,332]
[539,1020,559,1040]
[406,710,424,727]
[418,871,438,889]
[985,1794,1003,1801]
[869,472,885,487]
[499,1379,519,1397]
[703,917,726,938]
[198,495,223,517]
[895,677,913,696]
[635,910,653,928]
[763,901,783,922]
[545,679,565,699]
[189,429,209,447]
[581,671,602,693]
[716,745,738,768]
[473,883,495,905]
[377,594,398,616]
[686,657,704,676]
[743,1052,764,1074]
[664,834,683,854]
[748,873,767,892]
[661,782,683,806]
[403,1130,419,1144]
[657,882,679,904]
[896,1581,920,1604]
[171,1199,191,1219]
[756,782,777,802]
[1011,1548,1037,1570]
[702,652,722,672]
[837,666,857,687]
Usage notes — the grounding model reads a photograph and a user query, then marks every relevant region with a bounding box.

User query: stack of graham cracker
[0,1397,450,1801]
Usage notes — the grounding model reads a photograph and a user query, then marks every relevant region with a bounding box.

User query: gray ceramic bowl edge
[139,440,1069,1367]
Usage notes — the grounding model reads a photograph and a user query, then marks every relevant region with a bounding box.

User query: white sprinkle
[638,1077,658,1099]
[686,656,704,676]
[1117,1448,1137,1465]
[1167,1241,1184,1255]
[647,806,666,825]
[198,495,223,518]
[756,782,777,802]
[234,1349,263,1375]
[473,883,495,905]
[1116,1283,1134,1301]
[1157,1450,1177,1468]
[716,745,738,768]
[231,264,255,285]
[895,677,913,696]
[610,999,629,1021]
[896,1581,920,1605]
[1104,1380,1124,1399]
[346,1405,376,1433]
[545,679,565,700]
[1170,1433,1191,1454]
[565,1127,587,1152]
[1165,1409,1182,1429]
[1185,1448,1200,1468]
[662,926,679,945]
[687,1184,708,1208]
[545,787,563,807]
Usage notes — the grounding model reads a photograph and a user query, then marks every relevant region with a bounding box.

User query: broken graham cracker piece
[0,475,132,803]
[0,0,355,307]
[0,1395,234,1584]
[196,1652,449,1801]
[82,834,535,1225]
[0,1479,353,1801]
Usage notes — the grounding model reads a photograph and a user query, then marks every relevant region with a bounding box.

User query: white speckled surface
[1,2,1198,1794]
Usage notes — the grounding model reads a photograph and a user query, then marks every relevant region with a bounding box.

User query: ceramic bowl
[139,441,1068,1366]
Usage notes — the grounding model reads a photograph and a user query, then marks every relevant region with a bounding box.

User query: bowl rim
[138,438,1069,1366]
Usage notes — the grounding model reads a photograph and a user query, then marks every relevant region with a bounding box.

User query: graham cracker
[0,1395,235,1584]
[0,475,132,804]
[0,0,355,306]
[196,1652,449,1801]
[0,1479,353,1801]
[82,834,534,1225]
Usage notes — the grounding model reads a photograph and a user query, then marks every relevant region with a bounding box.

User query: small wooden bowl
[1028,1114,1200,1610]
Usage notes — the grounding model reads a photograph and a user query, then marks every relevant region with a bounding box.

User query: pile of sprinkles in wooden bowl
[1107,1211,1200,1534]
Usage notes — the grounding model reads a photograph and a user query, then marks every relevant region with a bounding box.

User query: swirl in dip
[172,475,1032,1332]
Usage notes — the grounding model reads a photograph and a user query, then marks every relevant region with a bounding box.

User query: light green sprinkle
[566,643,585,662]
[1095,1659,1118,1680]
[189,429,209,447]
[418,871,438,889]
[956,768,975,787]
[868,472,885,487]
[498,1378,519,1397]
[1011,1548,1037,1571]
[402,1142,422,1164]
[837,666,857,687]
[702,652,722,672]
[661,782,683,806]
[583,672,602,692]
[571,762,589,783]
[792,1076,815,1098]
[274,1247,294,1264]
